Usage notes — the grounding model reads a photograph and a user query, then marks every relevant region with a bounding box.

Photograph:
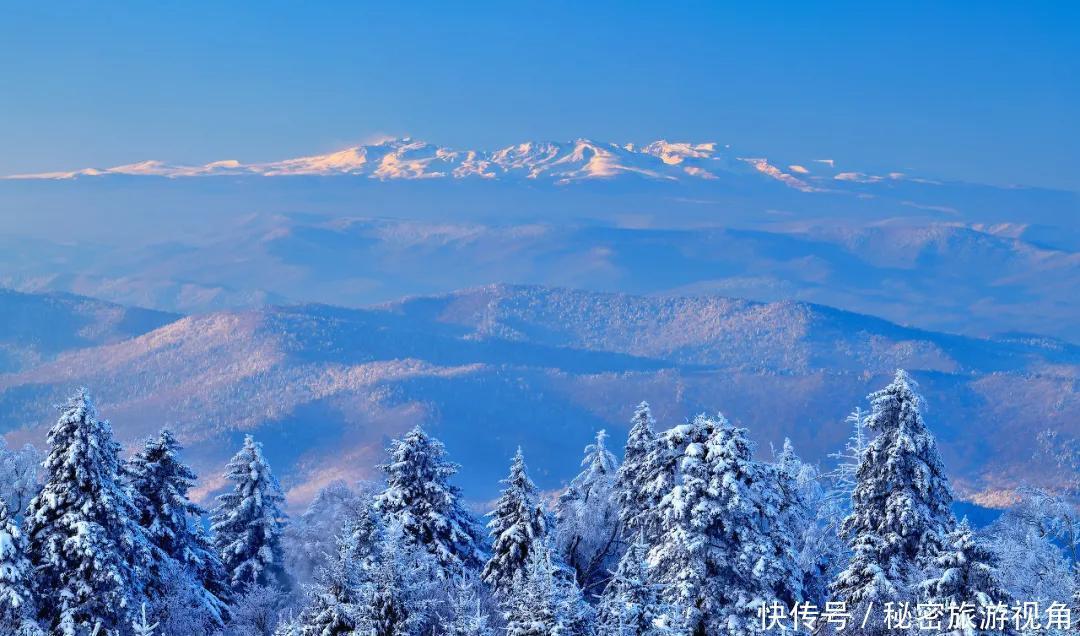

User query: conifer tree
[360,522,439,636]
[772,439,845,606]
[126,429,228,623]
[770,439,821,605]
[0,499,40,636]
[597,534,673,636]
[504,545,568,636]
[374,426,484,574]
[445,575,496,636]
[555,429,621,598]
[211,435,289,593]
[482,448,547,598]
[615,402,660,542]
[25,390,151,635]
[919,519,1012,617]
[648,414,797,636]
[831,370,955,630]
[296,525,368,636]
[284,481,371,585]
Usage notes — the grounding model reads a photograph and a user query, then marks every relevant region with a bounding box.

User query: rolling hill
[0,285,1074,509]
[3,215,1077,341]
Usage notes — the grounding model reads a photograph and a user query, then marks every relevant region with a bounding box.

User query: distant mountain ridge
[5,214,1075,341]
[0,288,178,373]
[0,285,1074,511]
[5,137,871,188]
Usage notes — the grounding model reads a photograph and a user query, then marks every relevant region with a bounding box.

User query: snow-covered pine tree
[284,480,372,585]
[211,435,289,593]
[617,401,665,546]
[596,533,673,636]
[772,438,835,606]
[25,389,152,635]
[919,519,1012,620]
[648,414,797,636]
[374,426,484,574]
[555,429,622,598]
[360,522,440,636]
[830,370,955,630]
[774,439,847,606]
[295,521,369,636]
[445,575,495,636]
[0,499,40,636]
[126,429,228,625]
[615,402,660,543]
[482,448,547,598]
[504,544,567,636]
[552,561,595,636]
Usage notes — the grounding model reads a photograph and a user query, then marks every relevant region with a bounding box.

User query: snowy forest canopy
[0,371,1076,636]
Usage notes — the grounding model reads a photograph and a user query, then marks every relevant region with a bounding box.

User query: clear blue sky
[2,1,1077,189]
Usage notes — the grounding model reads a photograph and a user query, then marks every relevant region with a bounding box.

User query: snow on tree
[359,521,440,636]
[293,502,390,636]
[273,618,302,636]
[986,493,1075,606]
[615,402,660,542]
[0,440,41,522]
[131,604,158,636]
[1072,563,1080,632]
[596,533,675,636]
[1034,431,1079,567]
[223,584,292,636]
[284,480,373,585]
[504,542,590,636]
[125,429,228,625]
[25,389,152,636]
[211,434,290,593]
[482,448,547,598]
[919,519,1012,621]
[295,520,369,636]
[830,370,955,630]
[772,438,843,606]
[445,574,496,636]
[0,499,40,636]
[374,426,484,574]
[153,558,229,636]
[555,429,622,598]
[647,413,799,636]
[824,407,868,509]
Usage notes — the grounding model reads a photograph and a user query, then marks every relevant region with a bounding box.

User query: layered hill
[0,288,178,373]
[3,215,1077,341]
[0,286,1074,508]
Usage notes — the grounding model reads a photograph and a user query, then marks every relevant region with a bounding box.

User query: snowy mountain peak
[2,136,932,191]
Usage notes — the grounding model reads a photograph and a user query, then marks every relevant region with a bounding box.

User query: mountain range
[0,138,951,186]
[2,137,1075,343]
[0,285,1074,509]
[1,214,1076,341]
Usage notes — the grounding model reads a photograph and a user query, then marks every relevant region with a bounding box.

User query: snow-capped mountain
[3,136,910,190]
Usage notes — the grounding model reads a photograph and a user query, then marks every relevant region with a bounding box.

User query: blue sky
[2,1,1077,189]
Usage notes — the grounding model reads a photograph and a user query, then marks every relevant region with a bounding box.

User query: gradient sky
[2,1,1077,189]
